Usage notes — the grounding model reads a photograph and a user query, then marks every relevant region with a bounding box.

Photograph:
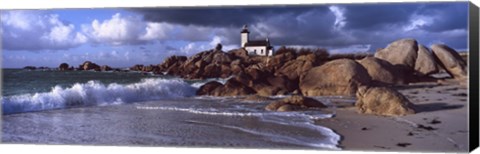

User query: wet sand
[2,98,339,150]
[317,79,469,153]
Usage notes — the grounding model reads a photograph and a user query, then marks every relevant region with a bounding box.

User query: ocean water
[1,69,342,150]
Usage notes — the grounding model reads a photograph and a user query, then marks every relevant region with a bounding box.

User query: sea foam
[139,105,340,150]
[2,78,197,114]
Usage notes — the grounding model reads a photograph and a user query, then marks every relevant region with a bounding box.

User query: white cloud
[209,36,222,47]
[83,13,145,45]
[41,14,87,45]
[329,6,346,31]
[403,14,433,31]
[139,22,174,41]
[1,11,34,31]
[1,11,88,51]
[82,13,223,46]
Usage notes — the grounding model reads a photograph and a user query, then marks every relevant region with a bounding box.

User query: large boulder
[300,59,371,96]
[355,86,416,116]
[58,63,69,71]
[415,45,439,76]
[374,39,418,71]
[221,78,256,96]
[275,58,315,82]
[357,57,406,85]
[431,44,467,79]
[265,95,327,111]
[196,81,224,95]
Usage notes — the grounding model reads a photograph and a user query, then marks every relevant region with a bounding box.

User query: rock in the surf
[265,95,327,112]
[59,63,70,71]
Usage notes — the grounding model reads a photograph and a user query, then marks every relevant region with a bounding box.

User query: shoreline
[317,80,468,152]
[1,69,469,152]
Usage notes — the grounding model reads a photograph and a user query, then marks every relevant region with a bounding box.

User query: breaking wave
[2,78,197,114]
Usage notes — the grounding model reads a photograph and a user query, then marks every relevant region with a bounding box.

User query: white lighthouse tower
[240,25,249,47]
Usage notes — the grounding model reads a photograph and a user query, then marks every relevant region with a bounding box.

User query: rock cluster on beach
[48,39,467,116]
[265,95,327,112]
[374,38,467,80]
[197,39,465,116]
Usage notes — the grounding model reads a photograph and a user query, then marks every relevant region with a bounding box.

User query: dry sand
[317,78,469,153]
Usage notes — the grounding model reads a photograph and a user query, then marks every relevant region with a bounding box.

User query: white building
[241,25,274,56]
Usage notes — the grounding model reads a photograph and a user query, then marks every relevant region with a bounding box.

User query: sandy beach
[318,78,469,152]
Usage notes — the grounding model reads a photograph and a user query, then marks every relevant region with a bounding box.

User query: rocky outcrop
[431,44,467,79]
[374,39,418,72]
[357,57,405,85]
[355,86,416,116]
[59,63,69,71]
[23,66,36,70]
[414,45,439,76]
[143,40,464,98]
[158,55,187,74]
[265,95,327,112]
[164,50,236,79]
[300,59,371,96]
[80,61,100,71]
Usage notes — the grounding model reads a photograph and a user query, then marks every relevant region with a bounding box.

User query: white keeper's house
[240,25,274,56]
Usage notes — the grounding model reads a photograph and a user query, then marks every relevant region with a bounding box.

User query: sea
[1,69,343,150]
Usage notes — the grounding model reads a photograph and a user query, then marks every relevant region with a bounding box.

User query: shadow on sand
[414,102,464,113]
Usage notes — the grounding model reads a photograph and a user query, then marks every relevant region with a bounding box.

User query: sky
[0,2,469,68]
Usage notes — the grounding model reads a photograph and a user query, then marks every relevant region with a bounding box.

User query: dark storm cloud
[131,2,468,52]
[416,3,468,32]
[341,3,421,30]
[134,5,330,27]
